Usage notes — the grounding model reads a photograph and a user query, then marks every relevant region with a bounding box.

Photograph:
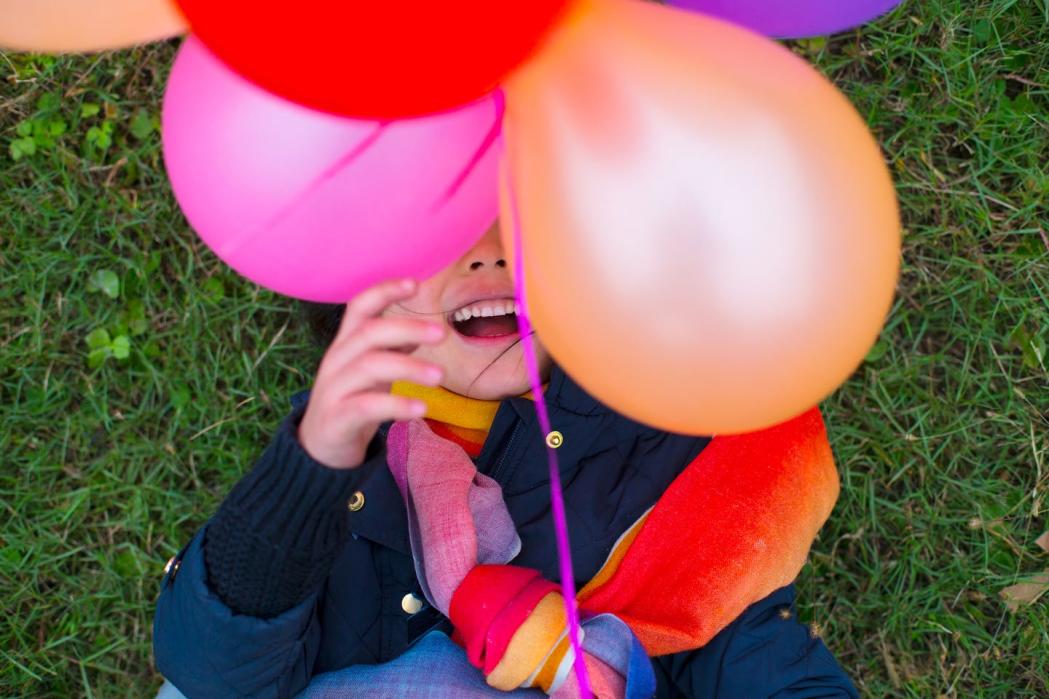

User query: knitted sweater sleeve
[202,405,385,617]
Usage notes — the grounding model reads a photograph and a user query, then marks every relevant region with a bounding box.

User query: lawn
[1,1,1047,697]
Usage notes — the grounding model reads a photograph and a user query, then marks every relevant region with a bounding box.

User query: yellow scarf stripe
[531,635,573,692]
[486,592,566,691]
[391,381,503,430]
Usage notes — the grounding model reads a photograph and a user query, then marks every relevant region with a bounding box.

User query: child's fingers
[343,392,427,426]
[328,317,445,365]
[334,278,418,345]
[329,351,444,397]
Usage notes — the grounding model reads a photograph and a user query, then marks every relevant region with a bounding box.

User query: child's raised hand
[297,279,446,469]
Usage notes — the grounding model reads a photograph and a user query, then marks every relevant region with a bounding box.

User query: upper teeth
[453,301,520,323]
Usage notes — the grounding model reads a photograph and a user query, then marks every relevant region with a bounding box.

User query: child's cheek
[410,339,449,371]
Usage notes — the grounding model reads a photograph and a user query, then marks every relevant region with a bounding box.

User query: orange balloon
[501,0,900,435]
[0,0,185,53]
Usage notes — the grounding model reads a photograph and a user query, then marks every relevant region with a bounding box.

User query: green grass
[1,1,1047,696]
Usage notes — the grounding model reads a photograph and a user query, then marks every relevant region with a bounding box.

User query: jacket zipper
[488,421,522,484]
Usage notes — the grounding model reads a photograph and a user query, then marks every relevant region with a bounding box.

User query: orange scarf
[465,407,839,692]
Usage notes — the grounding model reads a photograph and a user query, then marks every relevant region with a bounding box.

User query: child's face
[384,224,552,399]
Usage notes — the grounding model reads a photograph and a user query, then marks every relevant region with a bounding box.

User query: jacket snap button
[401,593,423,615]
[164,556,181,580]
[347,491,365,512]
[545,430,564,449]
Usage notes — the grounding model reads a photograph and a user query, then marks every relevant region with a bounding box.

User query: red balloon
[174,0,571,119]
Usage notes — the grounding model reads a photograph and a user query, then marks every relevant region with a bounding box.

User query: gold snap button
[401,592,423,615]
[164,556,181,580]
[347,491,365,512]
[545,430,564,449]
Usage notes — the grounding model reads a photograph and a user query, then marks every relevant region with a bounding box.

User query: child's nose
[462,228,508,272]
[460,224,507,272]
[467,256,507,271]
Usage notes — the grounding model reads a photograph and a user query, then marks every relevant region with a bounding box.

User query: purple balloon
[668,0,903,38]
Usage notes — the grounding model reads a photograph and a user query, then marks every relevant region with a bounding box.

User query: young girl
[153,225,859,698]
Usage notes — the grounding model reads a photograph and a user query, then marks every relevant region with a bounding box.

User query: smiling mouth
[449,299,521,339]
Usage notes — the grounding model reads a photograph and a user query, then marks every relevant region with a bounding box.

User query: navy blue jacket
[153,367,858,698]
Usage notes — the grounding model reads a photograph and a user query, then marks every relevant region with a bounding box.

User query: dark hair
[300,301,346,347]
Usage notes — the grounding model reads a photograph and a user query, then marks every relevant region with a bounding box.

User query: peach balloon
[501,0,900,435]
[0,0,185,53]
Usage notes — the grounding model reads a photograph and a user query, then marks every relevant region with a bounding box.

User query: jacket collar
[346,440,413,554]
[508,364,605,419]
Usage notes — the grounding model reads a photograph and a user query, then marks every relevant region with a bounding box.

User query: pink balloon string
[503,103,593,699]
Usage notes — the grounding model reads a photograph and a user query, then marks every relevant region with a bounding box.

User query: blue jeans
[156,680,187,699]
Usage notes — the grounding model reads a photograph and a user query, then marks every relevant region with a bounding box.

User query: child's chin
[444,340,550,400]
[472,380,530,402]
[448,368,530,401]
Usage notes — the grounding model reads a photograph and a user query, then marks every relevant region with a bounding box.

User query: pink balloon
[162,37,501,302]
